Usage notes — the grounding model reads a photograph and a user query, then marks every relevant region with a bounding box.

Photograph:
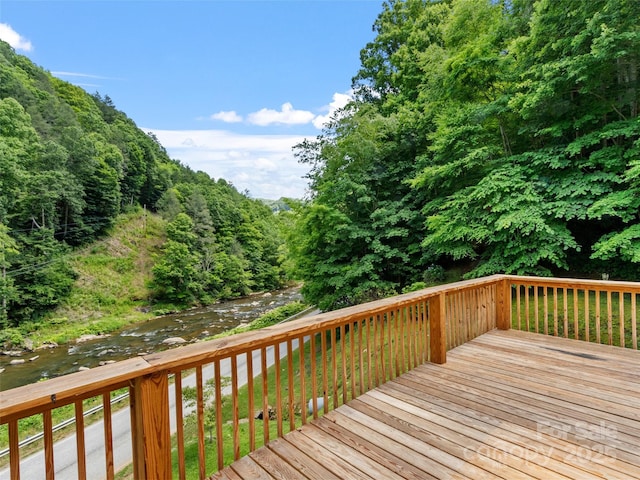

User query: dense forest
[290,0,640,310]
[1,0,638,326]
[0,40,291,328]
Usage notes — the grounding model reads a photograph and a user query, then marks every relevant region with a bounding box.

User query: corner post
[496,278,511,330]
[430,293,447,364]
[130,372,172,480]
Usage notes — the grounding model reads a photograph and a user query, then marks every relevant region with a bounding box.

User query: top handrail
[2,273,638,421]
[0,274,505,421]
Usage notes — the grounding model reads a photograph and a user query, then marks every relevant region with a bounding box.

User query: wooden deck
[211,329,640,480]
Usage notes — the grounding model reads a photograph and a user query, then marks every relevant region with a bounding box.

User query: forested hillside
[0,40,291,328]
[291,0,640,310]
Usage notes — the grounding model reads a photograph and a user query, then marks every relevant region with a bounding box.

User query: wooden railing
[508,276,640,349]
[1,274,638,479]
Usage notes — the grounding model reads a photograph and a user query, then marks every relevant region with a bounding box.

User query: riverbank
[0,287,304,391]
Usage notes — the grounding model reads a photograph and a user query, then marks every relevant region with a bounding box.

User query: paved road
[0,338,304,480]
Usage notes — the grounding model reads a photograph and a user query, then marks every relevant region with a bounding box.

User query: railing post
[130,373,172,480]
[496,278,511,330]
[430,293,447,364]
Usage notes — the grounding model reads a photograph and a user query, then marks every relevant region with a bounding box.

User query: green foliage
[291,0,640,309]
[0,40,292,326]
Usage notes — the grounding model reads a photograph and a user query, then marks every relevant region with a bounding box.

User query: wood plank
[299,422,407,479]
[209,328,640,480]
[335,403,497,479]
[374,380,639,479]
[283,428,377,480]
[312,416,437,480]
[403,365,640,459]
[249,447,312,480]
[267,436,341,480]
[445,350,640,419]
[326,408,471,479]
[230,455,275,480]
[353,394,548,480]
[451,337,640,397]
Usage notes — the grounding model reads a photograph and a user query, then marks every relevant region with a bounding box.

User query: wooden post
[496,278,511,330]
[130,373,171,480]
[429,293,447,364]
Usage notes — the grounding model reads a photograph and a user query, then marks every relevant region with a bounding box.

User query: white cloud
[146,128,311,199]
[0,23,33,52]
[313,91,353,129]
[248,102,316,126]
[211,110,243,123]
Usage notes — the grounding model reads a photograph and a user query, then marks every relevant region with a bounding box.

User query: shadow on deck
[212,330,640,480]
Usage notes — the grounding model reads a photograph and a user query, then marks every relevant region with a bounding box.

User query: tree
[0,224,19,326]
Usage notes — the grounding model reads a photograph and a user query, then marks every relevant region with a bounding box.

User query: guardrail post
[430,293,447,364]
[130,373,171,480]
[496,278,511,330]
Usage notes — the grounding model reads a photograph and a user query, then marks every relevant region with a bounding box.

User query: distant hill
[0,40,293,332]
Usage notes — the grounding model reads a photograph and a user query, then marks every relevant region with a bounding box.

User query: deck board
[210,330,640,480]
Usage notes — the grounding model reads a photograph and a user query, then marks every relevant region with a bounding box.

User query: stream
[0,286,302,391]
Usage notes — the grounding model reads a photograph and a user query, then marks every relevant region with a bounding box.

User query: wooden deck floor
[211,330,640,480]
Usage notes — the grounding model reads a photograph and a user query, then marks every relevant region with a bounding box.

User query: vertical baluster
[350,321,356,400]
[534,286,539,334]
[543,287,549,335]
[274,343,283,437]
[596,291,601,344]
[358,319,365,396]
[397,308,404,376]
[366,316,373,391]
[607,290,613,345]
[287,339,295,432]
[75,400,87,480]
[408,304,416,369]
[299,337,306,426]
[231,355,240,460]
[9,419,20,480]
[573,289,579,340]
[516,285,522,331]
[525,285,530,332]
[585,289,591,342]
[214,360,224,471]
[310,332,318,418]
[321,331,329,414]
[43,410,54,480]
[389,310,396,379]
[563,288,569,338]
[553,288,559,337]
[619,292,625,348]
[247,351,255,449]
[196,366,206,479]
[102,393,114,479]
[632,293,637,350]
[378,313,386,385]
[175,373,186,480]
[262,346,270,439]
[341,324,347,405]
[330,328,338,409]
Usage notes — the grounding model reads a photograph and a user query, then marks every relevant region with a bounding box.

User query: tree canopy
[290,0,639,310]
[0,40,291,325]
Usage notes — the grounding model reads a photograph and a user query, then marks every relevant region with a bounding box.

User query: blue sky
[0,0,383,199]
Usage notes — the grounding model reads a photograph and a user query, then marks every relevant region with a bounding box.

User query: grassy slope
[25,209,167,346]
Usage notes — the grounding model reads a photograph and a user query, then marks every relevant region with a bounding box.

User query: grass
[2,209,168,350]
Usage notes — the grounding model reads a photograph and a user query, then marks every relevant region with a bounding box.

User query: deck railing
[1,274,638,479]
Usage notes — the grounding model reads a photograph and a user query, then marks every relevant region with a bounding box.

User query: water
[0,287,302,391]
